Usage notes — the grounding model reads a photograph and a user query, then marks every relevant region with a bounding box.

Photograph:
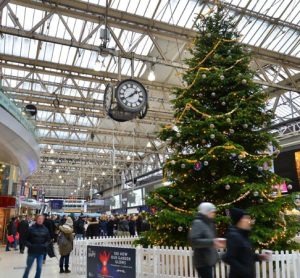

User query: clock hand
[126,91,138,98]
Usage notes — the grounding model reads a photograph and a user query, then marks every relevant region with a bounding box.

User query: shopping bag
[15,232,19,241]
[7,235,14,243]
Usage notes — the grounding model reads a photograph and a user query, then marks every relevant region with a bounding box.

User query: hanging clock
[103,83,113,113]
[115,79,147,113]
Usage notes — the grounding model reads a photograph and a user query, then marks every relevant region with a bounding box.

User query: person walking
[6,217,18,251]
[18,215,29,254]
[189,202,225,278]
[222,208,269,278]
[43,213,55,263]
[23,215,51,278]
[58,217,74,274]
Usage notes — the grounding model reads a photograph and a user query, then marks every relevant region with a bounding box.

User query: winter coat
[7,220,17,236]
[107,220,114,236]
[118,220,129,232]
[189,213,219,268]
[74,218,85,235]
[222,227,260,278]
[86,222,100,238]
[44,218,55,239]
[18,220,29,243]
[129,220,136,236]
[58,225,74,256]
[136,217,142,234]
[100,221,108,235]
[25,223,51,255]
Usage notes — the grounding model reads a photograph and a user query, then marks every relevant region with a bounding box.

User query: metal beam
[0,53,175,89]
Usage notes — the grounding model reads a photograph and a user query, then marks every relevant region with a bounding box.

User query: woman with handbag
[6,217,18,251]
[58,217,74,274]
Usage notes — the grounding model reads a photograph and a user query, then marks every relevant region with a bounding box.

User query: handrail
[0,87,36,135]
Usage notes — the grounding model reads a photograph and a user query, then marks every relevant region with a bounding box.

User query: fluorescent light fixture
[148,64,156,81]
[94,59,101,71]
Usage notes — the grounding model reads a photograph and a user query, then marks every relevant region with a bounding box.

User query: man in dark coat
[86,217,100,238]
[222,208,269,278]
[23,214,51,278]
[189,202,225,278]
[18,215,29,254]
[107,216,115,237]
[74,215,86,239]
[43,213,55,263]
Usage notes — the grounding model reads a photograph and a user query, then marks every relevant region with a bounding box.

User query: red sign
[0,196,16,208]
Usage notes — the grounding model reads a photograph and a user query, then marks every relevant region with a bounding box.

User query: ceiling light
[51,160,55,165]
[59,175,62,179]
[148,64,155,81]
[61,180,64,184]
[48,145,51,150]
[113,165,117,169]
[56,169,59,173]
[127,155,131,161]
[65,107,71,114]
[50,149,54,154]
[102,171,106,176]
[94,177,97,181]
[88,181,91,185]
[94,59,102,71]
[74,189,77,193]
[82,184,85,188]
[71,192,73,195]
[147,141,152,148]
[2,164,5,168]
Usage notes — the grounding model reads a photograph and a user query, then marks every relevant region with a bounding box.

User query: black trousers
[196,266,213,278]
[59,254,70,269]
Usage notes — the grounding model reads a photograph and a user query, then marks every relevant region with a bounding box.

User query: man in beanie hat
[222,208,269,278]
[58,217,74,273]
[189,202,226,278]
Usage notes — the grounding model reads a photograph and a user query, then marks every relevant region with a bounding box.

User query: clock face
[115,79,147,113]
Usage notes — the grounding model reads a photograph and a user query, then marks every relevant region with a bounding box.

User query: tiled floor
[0,246,83,278]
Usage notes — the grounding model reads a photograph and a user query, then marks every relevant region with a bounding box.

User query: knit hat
[198,202,216,215]
[230,208,248,225]
[65,217,73,227]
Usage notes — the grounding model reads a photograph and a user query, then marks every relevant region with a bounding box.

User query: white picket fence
[71,236,300,277]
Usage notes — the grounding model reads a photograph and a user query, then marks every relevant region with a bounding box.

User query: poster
[87,246,136,278]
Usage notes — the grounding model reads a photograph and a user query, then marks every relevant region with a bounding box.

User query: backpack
[57,232,68,247]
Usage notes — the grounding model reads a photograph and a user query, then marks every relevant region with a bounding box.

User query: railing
[0,87,36,135]
[71,236,300,277]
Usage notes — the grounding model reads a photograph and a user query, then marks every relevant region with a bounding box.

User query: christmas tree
[139,8,300,250]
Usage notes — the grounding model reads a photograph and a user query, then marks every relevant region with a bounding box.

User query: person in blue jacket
[23,215,51,278]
